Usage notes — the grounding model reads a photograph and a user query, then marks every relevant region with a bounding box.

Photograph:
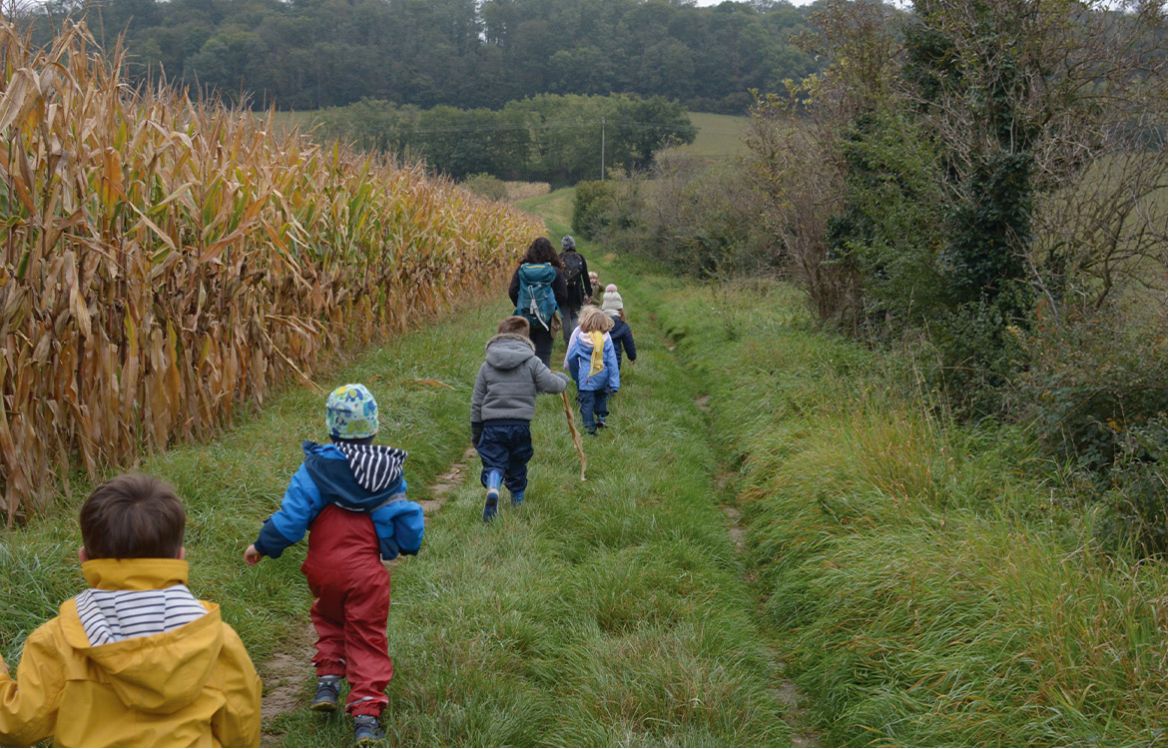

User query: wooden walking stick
[561,391,587,481]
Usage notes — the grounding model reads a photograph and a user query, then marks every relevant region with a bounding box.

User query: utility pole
[600,116,606,181]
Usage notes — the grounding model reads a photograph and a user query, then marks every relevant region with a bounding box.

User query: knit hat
[561,235,575,251]
[325,383,379,440]
[601,285,624,314]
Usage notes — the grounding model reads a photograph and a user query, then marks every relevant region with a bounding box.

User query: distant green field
[667,111,750,159]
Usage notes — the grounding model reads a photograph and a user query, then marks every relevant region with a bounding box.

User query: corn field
[0,22,542,523]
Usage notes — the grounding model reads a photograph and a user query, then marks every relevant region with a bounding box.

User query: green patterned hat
[325,384,379,439]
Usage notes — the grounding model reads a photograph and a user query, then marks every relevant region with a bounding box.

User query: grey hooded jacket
[471,333,569,424]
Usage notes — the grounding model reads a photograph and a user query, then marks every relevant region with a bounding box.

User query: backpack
[514,263,559,331]
[560,251,586,305]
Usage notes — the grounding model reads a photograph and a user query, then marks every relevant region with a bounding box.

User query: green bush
[1098,414,1168,556]
[571,180,616,239]
[1015,308,1168,556]
[598,156,777,278]
[826,109,948,332]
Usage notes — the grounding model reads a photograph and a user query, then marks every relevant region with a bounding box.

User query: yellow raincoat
[0,558,261,747]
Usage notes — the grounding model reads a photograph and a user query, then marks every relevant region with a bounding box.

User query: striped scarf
[75,585,207,647]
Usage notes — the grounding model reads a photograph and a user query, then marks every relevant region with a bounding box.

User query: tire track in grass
[649,291,821,748]
[259,446,480,746]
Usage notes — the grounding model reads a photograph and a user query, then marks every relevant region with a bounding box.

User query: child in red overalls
[245,384,424,746]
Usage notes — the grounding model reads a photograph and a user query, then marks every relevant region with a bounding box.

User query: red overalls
[300,504,393,717]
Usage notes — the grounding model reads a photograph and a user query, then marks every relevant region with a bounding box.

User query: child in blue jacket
[244,384,422,746]
[600,284,637,369]
[564,306,620,435]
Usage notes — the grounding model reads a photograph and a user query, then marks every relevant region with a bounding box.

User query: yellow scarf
[588,331,606,377]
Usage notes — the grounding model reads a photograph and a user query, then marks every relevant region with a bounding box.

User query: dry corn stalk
[0,21,542,524]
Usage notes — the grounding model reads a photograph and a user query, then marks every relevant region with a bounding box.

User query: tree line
[21,0,817,113]
[314,94,694,185]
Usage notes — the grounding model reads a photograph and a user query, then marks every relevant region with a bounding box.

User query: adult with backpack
[508,237,568,367]
[558,236,593,345]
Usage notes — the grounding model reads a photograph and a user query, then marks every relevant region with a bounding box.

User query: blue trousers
[528,327,553,368]
[476,422,534,494]
[578,389,609,431]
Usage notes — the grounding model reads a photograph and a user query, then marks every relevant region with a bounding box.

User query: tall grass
[632,270,1167,746]
[0,22,541,521]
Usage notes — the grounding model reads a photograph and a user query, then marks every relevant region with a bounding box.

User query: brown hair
[80,474,186,559]
[578,305,614,333]
[498,315,530,336]
[521,237,561,267]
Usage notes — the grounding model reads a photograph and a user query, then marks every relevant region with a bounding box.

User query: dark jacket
[559,250,592,308]
[509,265,567,310]
[609,317,637,367]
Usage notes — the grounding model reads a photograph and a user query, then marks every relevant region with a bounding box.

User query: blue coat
[609,317,637,367]
[566,332,620,392]
[254,442,424,561]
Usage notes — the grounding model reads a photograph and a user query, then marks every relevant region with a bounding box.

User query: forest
[21,0,817,112]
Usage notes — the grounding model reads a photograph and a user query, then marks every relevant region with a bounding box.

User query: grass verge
[629,268,1167,747]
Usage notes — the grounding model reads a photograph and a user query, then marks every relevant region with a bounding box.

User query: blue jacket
[566,331,620,392]
[254,441,424,561]
[608,317,637,368]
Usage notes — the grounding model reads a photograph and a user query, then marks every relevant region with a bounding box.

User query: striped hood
[75,584,206,647]
[301,441,408,512]
[61,558,222,714]
[334,442,407,494]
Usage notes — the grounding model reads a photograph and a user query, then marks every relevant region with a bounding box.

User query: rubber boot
[483,469,501,522]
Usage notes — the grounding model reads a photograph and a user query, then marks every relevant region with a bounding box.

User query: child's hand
[243,544,262,566]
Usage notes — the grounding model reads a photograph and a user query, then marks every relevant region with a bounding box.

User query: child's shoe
[511,490,524,507]
[310,676,341,712]
[596,417,607,429]
[483,470,501,522]
[586,427,597,436]
[353,715,385,746]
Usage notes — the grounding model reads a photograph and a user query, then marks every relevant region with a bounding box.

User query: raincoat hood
[485,333,537,371]
[301,441,408,512]
[61,559,220,715]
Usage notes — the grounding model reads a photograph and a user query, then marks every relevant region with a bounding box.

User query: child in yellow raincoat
[0,474,261,747]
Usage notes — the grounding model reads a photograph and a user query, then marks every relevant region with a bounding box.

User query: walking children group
[0,235,635,748]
